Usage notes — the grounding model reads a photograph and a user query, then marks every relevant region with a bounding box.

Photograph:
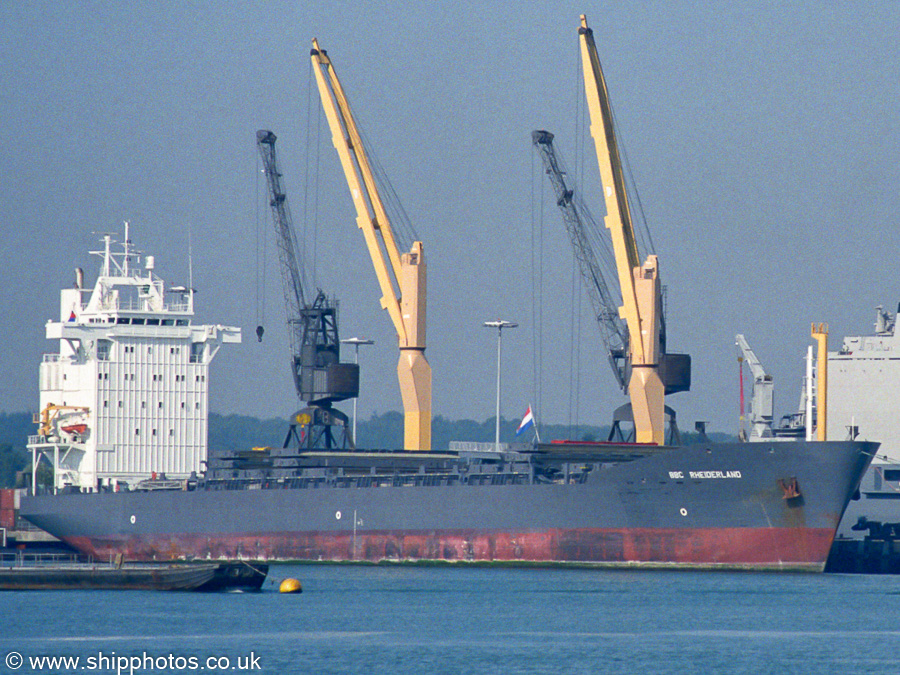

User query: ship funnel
[75,267,84,289]
[145,255,155,271]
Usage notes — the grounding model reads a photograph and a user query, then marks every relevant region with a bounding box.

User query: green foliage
[0,412,33,448]
[207,411,537,451]
[0,413,33,488]
[0,411,736,480]
[0,443,28,488]
[207,413,288,451]
[207,410,614,451]
[26,459,55,490]
[356,410,403,449]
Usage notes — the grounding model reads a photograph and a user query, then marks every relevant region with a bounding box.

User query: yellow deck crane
[578,15,667,444]
[310,39,432,451]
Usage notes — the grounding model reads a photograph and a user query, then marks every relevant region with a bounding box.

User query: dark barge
[0,553,267,591]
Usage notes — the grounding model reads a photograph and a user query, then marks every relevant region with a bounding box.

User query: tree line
[0,411,729,488]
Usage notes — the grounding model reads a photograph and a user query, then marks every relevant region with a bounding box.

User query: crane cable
[303,59,323,292]
[568,49,579,438]
[738,353,746,439]
[606,94,656,260]
[568,246,577,437]
[254,143,266,341]
[356,123,420,254]
[571,42,589,437]
[303,60,313,290]
[530,149,544,436]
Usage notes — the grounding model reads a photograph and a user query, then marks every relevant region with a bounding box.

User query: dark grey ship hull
[21,440,876,571]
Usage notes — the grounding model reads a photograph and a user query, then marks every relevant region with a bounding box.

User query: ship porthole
[335,510,342,520]
[130,515,136,524]
[679,508,687,517]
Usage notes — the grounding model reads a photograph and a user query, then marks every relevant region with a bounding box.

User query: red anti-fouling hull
[64,526,836,571]
[22,439,877,571]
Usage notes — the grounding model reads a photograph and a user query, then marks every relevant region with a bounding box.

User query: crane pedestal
[284,406,355,451]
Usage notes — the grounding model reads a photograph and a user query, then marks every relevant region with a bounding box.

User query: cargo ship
[735,312,900,573]
[22,441,875,571]
[18,18,878,571]
[821,305,900,572]
[17,226,876,571]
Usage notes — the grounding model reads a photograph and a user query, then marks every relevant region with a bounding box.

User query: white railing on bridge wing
[448,441,510,453]
[108,300,190,313]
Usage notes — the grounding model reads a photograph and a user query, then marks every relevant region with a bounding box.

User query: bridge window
[97,339,112,361]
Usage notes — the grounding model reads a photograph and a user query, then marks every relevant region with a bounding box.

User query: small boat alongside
[0,553,267,591]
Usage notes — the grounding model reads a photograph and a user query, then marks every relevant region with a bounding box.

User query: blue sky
[2,1,898,439]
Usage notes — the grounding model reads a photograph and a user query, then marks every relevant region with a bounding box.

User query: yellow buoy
[279,578,303,594]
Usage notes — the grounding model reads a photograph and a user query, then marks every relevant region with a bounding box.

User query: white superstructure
[828,305,900,464]
[28,224,240,491]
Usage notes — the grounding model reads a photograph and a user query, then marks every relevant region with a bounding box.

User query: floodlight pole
[341,337,375,445]
[483,320,518,452]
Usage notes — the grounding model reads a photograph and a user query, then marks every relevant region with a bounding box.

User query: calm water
[3,565,900,674]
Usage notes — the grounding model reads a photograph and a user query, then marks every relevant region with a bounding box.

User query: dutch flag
[515,405,535,436]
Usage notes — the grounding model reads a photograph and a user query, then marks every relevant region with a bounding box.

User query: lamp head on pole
[341,337,375,347]
[483,320,518,331]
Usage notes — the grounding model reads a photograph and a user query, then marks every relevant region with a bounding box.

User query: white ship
[27,224,240,493]
[829,305,900,542]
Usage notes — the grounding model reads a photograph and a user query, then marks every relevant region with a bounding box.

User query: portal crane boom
[579,15,666,444]
[735,334,767,383]
[735,334,774,439]
[256,130,309,326]
[256,130,358,449]
[310,39,432,451]
[532,130,628,389]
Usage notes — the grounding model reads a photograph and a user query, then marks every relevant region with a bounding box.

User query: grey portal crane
[735,334,774,440]
[532,130,629,389]
[256,129,359,449]
[532,130,690,404]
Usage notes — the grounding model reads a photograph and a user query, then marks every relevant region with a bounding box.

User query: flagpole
[531,402,542,443]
